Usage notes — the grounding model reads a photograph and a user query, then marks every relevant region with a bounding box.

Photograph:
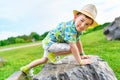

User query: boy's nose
[81,23,85,27]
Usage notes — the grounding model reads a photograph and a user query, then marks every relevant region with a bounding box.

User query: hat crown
[81,4,97,19]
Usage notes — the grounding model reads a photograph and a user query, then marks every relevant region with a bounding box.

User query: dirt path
[0,42,41,52]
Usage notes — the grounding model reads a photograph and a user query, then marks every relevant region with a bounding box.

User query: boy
[21,4,98,76]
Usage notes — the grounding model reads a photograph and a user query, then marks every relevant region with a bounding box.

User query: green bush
[0,40,9,46]
[15,38,25,43]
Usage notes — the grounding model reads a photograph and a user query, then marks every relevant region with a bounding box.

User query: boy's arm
[76,40,85,55]
[69,42,82,63]
[70,42,93,65]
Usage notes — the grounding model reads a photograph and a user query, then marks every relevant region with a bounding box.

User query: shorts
[42,42,70,57]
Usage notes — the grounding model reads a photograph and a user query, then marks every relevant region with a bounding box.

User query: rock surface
[6,55,117,80]
[6,71,30,80]
[33,55,117,80]
[104,16,120,40]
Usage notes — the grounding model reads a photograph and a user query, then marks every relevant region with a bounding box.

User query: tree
[15,38,25,43]
[30,32,40,41]
[18,35,32,42]
[39,31,48,40]
[0,40,8,46]
[7,37,16,44]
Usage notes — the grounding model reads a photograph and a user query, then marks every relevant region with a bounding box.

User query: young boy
[20,4,98,76]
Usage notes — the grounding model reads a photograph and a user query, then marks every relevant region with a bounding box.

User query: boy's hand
[81,55,94,59]
[81,55,90,59]
[81,59,93,65]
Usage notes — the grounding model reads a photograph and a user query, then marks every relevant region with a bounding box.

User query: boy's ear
[74,15,77,20]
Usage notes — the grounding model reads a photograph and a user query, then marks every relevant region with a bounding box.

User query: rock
[33,55,117,80]
[6,55,117,80]
[104,16,120,40]
[0,57,7,67]
[6,71,32,80]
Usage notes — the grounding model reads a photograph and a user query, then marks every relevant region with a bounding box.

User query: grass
[0,29,120,80]
[0,45,44,80]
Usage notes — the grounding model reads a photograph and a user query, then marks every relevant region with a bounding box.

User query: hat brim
[73,10,98,27]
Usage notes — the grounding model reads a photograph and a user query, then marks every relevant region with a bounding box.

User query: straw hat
[73,4,98,27]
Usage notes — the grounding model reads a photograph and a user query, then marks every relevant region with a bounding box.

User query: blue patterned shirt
[42,20,82,46]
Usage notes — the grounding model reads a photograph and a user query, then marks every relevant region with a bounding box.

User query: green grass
[0,29,120,80]
[0,45,44,80]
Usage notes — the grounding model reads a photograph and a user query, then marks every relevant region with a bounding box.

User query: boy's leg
[46,43,71,62]
[20,42,50,75]
[48,43,90,59]
[27,57,48,69]
[54,50,71,56]
[48,43,71,56]
[20,49,49,76]
[47,51,71,63]
[20,57,48,75]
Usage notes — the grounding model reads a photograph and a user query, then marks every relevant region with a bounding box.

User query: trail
[0,42,41,52]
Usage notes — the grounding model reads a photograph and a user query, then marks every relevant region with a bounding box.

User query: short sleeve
[77,32,83,41]
[77,35,80,41]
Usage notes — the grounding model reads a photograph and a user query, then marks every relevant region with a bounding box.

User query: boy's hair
[76,12,93,25]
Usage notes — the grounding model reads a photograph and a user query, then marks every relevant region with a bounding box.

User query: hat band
[80,10,95,20]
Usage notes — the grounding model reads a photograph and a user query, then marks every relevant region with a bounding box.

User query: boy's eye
[81,19,84,22]
[85,23,89,26]
[85,23,91,27]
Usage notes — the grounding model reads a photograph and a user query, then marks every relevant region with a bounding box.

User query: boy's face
[74,14,93,33]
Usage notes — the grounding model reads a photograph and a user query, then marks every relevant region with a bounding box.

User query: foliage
[0,40,9,46]
[7,37,16,44]
[0,31,48,46]
[15,38,25,43]
[17,35,32,42]
[30,32,40,41]
[39,31,49,40]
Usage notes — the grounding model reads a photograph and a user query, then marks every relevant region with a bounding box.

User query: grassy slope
[0,29,120,80]
[0,45,44,80]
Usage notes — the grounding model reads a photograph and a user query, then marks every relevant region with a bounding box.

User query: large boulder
[104,16,120,40]
[33,55,117,80]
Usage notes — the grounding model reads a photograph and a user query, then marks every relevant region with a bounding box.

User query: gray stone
[6,56,117,80]
[33,55,117,80]
[0,57,7,67]
[104,16,120,40]
[6,71,32,80]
